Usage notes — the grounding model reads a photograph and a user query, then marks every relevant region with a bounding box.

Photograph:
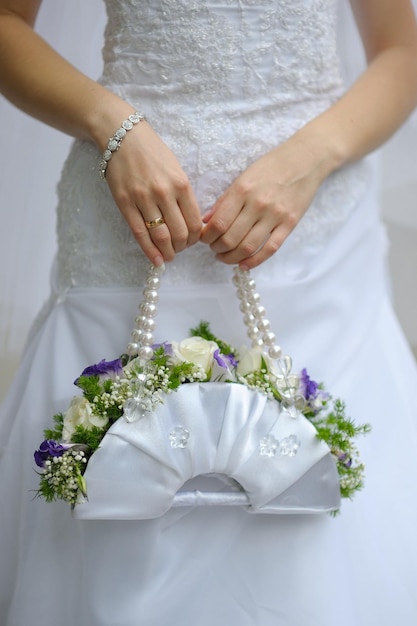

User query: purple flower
[299,368,329,414]
[336,451,352,468]
[213,349,238,369]
[151,342,173,356]
[226,353,239,368]
[74,358,123,385]
[299,368,319,400]
[34,439,70,468]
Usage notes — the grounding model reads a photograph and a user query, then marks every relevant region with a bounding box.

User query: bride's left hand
[200,136,330,269]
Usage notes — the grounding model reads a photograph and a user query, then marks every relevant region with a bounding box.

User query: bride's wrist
[98,111,147,179]
[84,92,148,178]
[86,92,141,151]
[292,118,352,181]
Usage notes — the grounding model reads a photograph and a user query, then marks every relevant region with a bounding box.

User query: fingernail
[239,263,249,271]
[154,255,164,267]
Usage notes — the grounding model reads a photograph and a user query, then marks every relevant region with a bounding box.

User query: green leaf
[189,321,236,357]
[43,413,64,440]
[75,375,103,402]
[71,425,106,452]
[76,472,88,498]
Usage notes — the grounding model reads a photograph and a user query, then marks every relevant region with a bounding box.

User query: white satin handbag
[70,265,345,520]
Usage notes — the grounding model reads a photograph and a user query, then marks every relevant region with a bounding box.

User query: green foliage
[37,475,58,503]
[190,320,237,358]
[43,413,64,440]
[169,361,201,387]
[71,424,108,453]
[309,398,371,502]
[149,345,170,367]
[75,375,103,403]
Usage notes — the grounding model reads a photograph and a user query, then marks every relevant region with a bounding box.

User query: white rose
[172,337,219,373]
[62,396,108,442]
[236,346,263,377]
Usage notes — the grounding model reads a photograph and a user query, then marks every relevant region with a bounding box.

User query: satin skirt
[1,180,417,626]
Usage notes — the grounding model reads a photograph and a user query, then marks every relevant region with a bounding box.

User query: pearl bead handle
[232,267,283,359]
[125,264,296,392]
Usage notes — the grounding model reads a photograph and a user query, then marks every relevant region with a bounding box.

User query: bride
[1,1,417,624]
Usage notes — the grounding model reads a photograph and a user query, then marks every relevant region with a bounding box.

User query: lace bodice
[55,0,368,290]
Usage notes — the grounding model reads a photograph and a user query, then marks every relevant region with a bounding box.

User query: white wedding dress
[1,1,417,624]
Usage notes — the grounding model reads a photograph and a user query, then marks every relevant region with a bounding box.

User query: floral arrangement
[34,321,370,510]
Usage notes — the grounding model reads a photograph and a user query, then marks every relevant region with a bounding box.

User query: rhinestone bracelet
[98,111,146,179]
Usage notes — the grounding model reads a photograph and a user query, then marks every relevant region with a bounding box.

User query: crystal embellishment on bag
[169,426,190,449]
[123,398,147,423]
[259,434,280,457]
[259,434,301,457]
[280,435,301,457]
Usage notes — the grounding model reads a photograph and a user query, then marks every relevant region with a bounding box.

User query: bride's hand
[105,120,202,266]
[200,136,330,269]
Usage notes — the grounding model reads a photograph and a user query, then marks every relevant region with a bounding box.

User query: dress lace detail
[55,0,368,290]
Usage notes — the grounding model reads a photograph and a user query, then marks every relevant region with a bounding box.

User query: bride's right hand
[103,118,202,266]
[0,6,201,266]
[0,3,201,266]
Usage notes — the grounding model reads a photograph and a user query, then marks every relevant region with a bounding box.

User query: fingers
[156,178,202,252]
[143,181,201,256]
[118,204,168,266]
[200,144,318,268]
[200,189,242,246]
[200,184,293,268]
[114,193,202,267]
[104,121,202,263]
[215,225,289,269]
[176,185,203,248]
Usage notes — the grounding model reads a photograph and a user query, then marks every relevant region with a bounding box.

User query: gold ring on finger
[145,216,165,230]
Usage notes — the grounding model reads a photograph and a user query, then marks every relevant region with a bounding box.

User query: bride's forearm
[294,0,417,182]
[296,41,417,181]
[0,10,131,149]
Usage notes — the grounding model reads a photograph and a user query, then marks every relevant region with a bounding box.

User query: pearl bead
[146,276,160,289]
[262,331,276,346]
[140,332,154,346]
[142,289,159,303]
[135,314,146,326]
[126,342,139,356]
[239,301,252,312]
[139,302,157,317]
[253,305,266,319]
[257,318,270,332]
[131,329,143,341]
[138,345,154,361]
[247,328,260,340]
[243,312,255,325]
[268,345,282,359]
[149,263,165,275]
[142,318,156,332]
[249,292,260,305]
[251,338,264,348]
